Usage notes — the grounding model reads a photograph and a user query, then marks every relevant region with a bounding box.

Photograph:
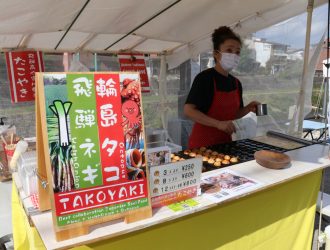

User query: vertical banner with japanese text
[118,53,150,93]
[67,74,102,189]
[40,72,149,227]
[94,73,127,184]
[6,51,44,103]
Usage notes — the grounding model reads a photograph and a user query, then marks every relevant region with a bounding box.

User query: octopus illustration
[122,100,142,148]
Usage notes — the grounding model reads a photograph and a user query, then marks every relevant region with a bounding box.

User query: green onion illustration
[49,100,72,146]
[48,100,75,192]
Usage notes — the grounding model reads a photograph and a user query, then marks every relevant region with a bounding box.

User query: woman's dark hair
[212,26,242,51]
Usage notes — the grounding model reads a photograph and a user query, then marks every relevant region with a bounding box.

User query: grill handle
[266,130,315,146]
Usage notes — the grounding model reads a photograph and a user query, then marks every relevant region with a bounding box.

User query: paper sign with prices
[118,53,150,93]
[41,72,150,227]
[149,158,202,207]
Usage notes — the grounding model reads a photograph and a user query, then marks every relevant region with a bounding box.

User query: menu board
[149,158,202,207]
[36,72,151,239]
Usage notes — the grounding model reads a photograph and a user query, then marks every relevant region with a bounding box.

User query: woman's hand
[236,101,261,119]
[246,101,260,113]
[216,121,236,134]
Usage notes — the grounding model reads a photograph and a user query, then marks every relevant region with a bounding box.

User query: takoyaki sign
[38,72,150,227]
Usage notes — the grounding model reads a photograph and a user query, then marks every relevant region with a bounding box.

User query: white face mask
[217,52,240,72]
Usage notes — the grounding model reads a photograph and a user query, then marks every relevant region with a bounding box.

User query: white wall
[255,41,272,67]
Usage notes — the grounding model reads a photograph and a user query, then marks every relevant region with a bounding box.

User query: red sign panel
[151,186,198,208]
[118,53,150,93]
[6,51,44,103]
[54,179,148,216]
[94,73,127,184]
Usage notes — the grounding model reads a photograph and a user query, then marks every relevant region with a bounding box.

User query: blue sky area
[256,4,327,49]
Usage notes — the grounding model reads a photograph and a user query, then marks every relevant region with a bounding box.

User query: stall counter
[12,144,330,250]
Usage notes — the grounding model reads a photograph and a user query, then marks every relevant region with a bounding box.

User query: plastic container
[165,142,182,153]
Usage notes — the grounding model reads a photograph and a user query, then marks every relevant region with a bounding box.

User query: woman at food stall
[184,26,259,148]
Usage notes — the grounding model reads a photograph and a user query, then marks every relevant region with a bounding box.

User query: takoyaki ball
[218,153,225,158]
[214,161,221,168]
[180,158,185,161]
[206,149,213,154]
[224,155,231,160]
[196,154,203,158]
[200,147,207,152]
[183,150,191,155]
[170,153,175,159]
[211,151,218,156]
[189,152,196,157]
[208,159,215,164]
[215,157,222,162]
[230,157,238,163]
[221,160,230,165]
[203,156,209,162]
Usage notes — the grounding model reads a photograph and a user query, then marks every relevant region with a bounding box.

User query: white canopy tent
[0,0,326,69]
[2,2,330,248]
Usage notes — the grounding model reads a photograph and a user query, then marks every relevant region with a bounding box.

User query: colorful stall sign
[118,53,150,93]
[149,158,202,207]
[6,51,44,103]
[40,72,149,227]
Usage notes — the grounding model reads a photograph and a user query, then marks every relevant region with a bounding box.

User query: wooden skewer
[10,133,13,145]
[1,135,7,146]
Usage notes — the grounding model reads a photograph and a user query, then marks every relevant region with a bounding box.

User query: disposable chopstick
[1,135,7,146]
[10,133,13,145]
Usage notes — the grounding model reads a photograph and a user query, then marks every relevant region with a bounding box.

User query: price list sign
[149,158,202,207]
[118,53,150,93]
[37,72,151,232]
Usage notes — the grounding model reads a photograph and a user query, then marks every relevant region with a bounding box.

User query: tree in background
[236,43,260,74]
[278,59,303,80]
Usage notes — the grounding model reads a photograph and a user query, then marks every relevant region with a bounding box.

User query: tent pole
[324,77,329,141]
[159,54,167,131]
[323,77,327,118]
[94,53,98,71]
[297,0,314,134]
[159,54,173,142]
[322,1,330,142]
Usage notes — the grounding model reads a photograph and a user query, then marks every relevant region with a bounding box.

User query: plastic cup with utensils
[4,144,16,171]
